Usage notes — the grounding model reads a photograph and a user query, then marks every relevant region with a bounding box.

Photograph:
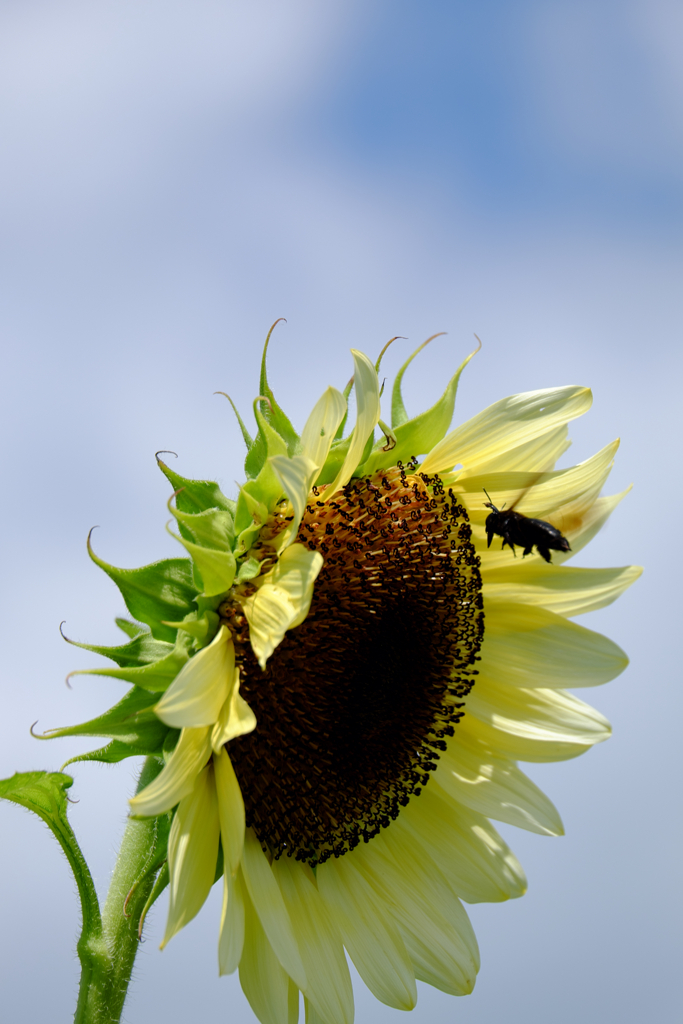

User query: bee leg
[537,546,552,563]
[503,537,516,557]
[522,546,533,557]
[486,530,494,549]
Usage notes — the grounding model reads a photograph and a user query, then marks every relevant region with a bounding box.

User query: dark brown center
[225,463,484,866]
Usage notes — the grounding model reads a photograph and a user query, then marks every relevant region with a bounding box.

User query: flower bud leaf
[0,771,103,969]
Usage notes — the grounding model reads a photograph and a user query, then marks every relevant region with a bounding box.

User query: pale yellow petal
[273,856,354,1024]
[466,424,571,473]
[129,726,211,817]
[422,385,592,474]
[243,544,323,669]
[161,762,220,948]
[155,625,234,729]
[559,487,632,560]
[460,441,618,528]
[482,563,643,617]
[211,669,257,751]
[240,884,297,1024]
[351,834,479,996]
[219,866,245,976]
[392,785,527,903]
[462,683,611,762]
[318,855,417,1011]
[270,454,319,544]
[479,600,629,688]
[434,736,564,836]
[214,747,245,875]
[324,350,381,499]
[240,828,307,990]
[300,385,347,468]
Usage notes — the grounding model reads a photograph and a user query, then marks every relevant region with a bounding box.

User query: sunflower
[52,328,639,1024]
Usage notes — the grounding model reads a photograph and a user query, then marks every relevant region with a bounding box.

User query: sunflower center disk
[228,464,484,866]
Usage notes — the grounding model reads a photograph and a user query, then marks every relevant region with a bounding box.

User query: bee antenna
[482,487,497,511]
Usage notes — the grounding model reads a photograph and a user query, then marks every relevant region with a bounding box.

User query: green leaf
[67,631,193,692]
[156,458,235,515]
[259,319,300,454]
[61,626,174,669]
[88,534,197,643]
[0,771,106,982]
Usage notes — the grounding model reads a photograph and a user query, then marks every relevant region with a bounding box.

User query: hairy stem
[74,757,164,1024]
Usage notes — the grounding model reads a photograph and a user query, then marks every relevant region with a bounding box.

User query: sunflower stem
[74,756,164,1024]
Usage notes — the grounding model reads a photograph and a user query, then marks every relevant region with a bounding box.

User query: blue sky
[0,3,681,1023]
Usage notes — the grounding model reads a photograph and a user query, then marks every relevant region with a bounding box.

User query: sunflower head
[43,324,639,1024]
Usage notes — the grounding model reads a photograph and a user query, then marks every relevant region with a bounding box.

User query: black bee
[483,488,571,563]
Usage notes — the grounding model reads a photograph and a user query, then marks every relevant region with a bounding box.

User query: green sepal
[88,535,197,643]
[235,555,263,583]
[137,860,170,938]
[258,320,300,455]
[171,506,235,550]
[40,686,168,755]
[61,626,174,670]
[157,458,235,516]
[363,340,480,475]
[315,434,354,485]
[66,630,193,693]
[162,728,181,762]
[334,376,354,440]
[115,618,147,639]
[234,484,272,556]
[168,526,236,598]
[63,739,162,766]
[0,771,104,974]
[162,609,220,645]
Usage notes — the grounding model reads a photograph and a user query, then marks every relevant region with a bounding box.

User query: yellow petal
[300,385,347,469]
[243,544,323,669]
[273,856,354,1024]
[161,762,220,948]
[479,600,629,688]
[467,423,571,473]
[324,350,381,499]
[211,669,257,751]
[214,747,245,875]
[463,683,611,762]
[270,454,319,545]
[351,834,479,996]
[240,828,307,990]
[155,625,234,729]
[218,867,245,976]
[392,785,527,903]
[422,385,592,474]
[434,735,564,836]
[318,856,417,1011]
[240,884,298,1024]
[482,562,643,617]
[129,726,211,817]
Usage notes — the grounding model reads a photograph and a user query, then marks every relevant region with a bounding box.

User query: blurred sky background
[0,1,681,1022]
